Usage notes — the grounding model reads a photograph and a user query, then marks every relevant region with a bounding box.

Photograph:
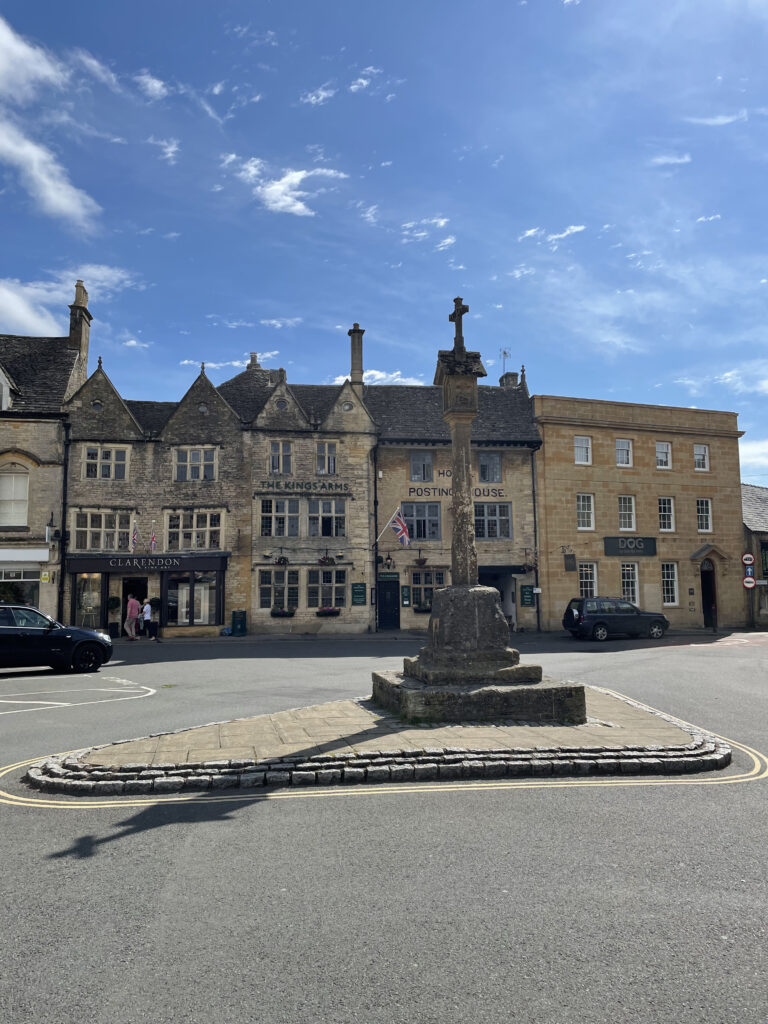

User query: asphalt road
[1,630,767,1024]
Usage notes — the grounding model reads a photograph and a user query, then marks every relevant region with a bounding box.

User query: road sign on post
[742,552,755,566]
[743,576,756,589]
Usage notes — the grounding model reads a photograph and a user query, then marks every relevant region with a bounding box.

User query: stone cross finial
[448,296,469,355]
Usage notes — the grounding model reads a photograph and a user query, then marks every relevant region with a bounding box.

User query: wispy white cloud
[508,265,535,280]
[380,160,392,167]
[223,155,348,216]
[696,213,721,223]
[260,317,303,329]
[360,203,379,225]
[0,264,140,334]
[683,109,747,126]
[74,49,121,92]
[518,227,543,241]
[0,117,101,229]
[401,216,449,243]
[740,439,768,471]
[333,368,425,386]
[146,135,180,164]
[123,338,149,349]
[300,82,337,106]
[649,153,691,166]
[435,235,456,251]
[547,224,586,242]
[180,358,248,370]
[715,362,768,395]
[134,69,170,101]
[349,77,371,93]
[0,16,67,103]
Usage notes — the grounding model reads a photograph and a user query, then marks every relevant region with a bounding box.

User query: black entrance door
[700,560,717,628]
[377,580,400,629]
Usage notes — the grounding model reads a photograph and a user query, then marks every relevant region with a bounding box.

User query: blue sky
[1,1,767,482]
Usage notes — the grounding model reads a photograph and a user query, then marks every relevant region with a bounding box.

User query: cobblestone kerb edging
[23,691,732,797]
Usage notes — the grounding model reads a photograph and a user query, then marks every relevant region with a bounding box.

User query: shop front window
[75,573,102,627]
[0,567,40,606]
[167,571,220,625]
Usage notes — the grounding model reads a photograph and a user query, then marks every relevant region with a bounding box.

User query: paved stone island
[24,686,731,796]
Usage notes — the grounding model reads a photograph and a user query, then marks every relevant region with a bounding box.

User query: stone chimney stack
[348,323,365,390]
[68,279,92,387]
[499,371,519,388]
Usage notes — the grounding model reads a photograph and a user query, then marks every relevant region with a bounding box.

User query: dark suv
[0,604,113,672]
[563,597,669,641]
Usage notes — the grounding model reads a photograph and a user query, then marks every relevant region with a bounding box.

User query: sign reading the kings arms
[256,480,351,493]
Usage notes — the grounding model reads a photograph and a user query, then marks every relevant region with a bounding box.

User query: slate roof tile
[0,335,77,412]
[742,483,768,532]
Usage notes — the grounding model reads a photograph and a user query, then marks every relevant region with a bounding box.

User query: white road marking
[0,684,155,716]
[0,700,73,706]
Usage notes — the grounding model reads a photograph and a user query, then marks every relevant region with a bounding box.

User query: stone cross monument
[371,296,586,725]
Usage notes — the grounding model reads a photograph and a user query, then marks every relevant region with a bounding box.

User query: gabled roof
[0,335,77,412]
[125,401,177,435]
[216,365,276,422]
[362,383,541,445]
[743,483,768,532]
[290,385,345,425]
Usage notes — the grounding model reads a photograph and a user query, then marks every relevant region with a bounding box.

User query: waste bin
[231,610,247,636]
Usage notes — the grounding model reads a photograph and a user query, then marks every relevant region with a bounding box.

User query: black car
[0,604,113,672]
[563,597,669,641]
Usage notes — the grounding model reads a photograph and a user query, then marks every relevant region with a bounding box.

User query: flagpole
[375,506,403,545]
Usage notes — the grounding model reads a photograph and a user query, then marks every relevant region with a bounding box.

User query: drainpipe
[57,420,70,622]
[530,447,541,633]
[373,446,380,632]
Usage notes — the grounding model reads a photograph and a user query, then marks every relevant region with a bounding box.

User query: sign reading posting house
[603,537,657,557]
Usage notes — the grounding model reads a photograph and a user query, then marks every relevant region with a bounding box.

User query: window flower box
[413,604,432,614]
[274,556,289,566]
[318,556,336,566]
[315,607,341,617]
[270,607,296,618]
[414,558,428,567]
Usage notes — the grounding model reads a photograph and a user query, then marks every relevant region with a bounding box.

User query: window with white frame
[661,562,678,605]
[260,499,299,538]
[175,447,216,481]
[84,445,129,480]
[402,502,441,540]
[694,444,710,471]
[478,452,502,483]
[167,510,222,550]
[656,441,671,469]
[616,438,633,467]
[618,495,636,531]
[574,436,592,465]
[576,493,594,530]
[658,497,675,532]
[74,510,131,551]
[578,562,597,598]
[696,497,712,532]
[0,469,29,526]
[259,568,299,610]
[409,451,433,482]
[308,499,345,537]
[269,441,292,475]
[474,502,512,539]
[307,568,346,608]
[621,562,638,604]
[412,570,445,608]
[316,442,337,475]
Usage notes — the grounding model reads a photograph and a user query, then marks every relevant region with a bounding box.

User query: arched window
[0,465,29,526]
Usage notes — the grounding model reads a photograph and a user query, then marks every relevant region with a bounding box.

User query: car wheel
[591,623,609,642]
[71,643,104,673]
[648,621,666,640]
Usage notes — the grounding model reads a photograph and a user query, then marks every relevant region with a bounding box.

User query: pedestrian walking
[142,597,159,641]
[124,593,140,640]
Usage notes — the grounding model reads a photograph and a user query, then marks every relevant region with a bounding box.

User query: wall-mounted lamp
[336,552,344,560]
[385,553,394,570]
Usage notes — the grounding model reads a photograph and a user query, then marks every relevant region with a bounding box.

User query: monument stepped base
[372,671,587,725]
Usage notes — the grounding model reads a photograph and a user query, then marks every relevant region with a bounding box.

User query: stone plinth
[372,584,587,724]
[372,672,587,725]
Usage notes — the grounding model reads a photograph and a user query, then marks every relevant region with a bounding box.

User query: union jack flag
[390,510,411,547]
[149,529,157,553]
[131,522,138,551]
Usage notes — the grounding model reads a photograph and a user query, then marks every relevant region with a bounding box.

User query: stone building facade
[533,395,746,631]
[0,282,92,618]
[1,282,754,637]
[741,483,768,627]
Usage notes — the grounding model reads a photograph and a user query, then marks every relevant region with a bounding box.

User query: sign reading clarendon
[256,480,351,493]
[66,553,230,572]
[603,537,657,557]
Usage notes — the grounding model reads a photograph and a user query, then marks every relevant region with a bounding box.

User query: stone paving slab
[23,686,733,796]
